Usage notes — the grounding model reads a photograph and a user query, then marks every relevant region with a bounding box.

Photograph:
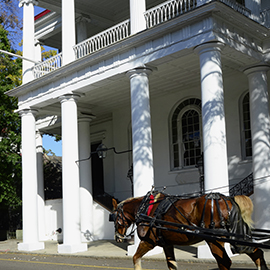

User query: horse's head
[110,198,134,243]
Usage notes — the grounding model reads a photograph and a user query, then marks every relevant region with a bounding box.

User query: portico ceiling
[36,44,256,135]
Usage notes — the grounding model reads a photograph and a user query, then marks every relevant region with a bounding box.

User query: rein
[112,202,136,240]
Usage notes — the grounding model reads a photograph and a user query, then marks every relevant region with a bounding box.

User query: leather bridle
[110,203,135,241]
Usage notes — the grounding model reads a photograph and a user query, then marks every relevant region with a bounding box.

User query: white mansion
[6,0,270,254]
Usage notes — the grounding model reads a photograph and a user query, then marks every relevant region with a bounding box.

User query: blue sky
[43,135,62,156]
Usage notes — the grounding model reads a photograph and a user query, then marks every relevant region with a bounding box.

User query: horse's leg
[133,240,154,270]
[207,241,231,270]
[163,245,177,270]
[245,248,269,270]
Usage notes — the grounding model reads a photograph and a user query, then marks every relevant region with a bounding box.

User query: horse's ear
[112,198,118,210]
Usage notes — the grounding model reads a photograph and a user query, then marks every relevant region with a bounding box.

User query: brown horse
[111,192,269,270]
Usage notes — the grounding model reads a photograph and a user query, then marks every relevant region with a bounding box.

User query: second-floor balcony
[32,0,269,79]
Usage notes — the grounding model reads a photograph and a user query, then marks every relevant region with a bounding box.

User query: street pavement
[0,239,269,267]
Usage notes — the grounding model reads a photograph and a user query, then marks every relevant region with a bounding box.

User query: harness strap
[209,197,215,229]
[200,193,231,229]
[147,194,155,216]
[200,196,208,228]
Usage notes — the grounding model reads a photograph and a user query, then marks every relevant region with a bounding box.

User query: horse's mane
[118,196,142,207]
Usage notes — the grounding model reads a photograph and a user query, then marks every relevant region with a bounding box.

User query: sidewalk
[0,239,269,265]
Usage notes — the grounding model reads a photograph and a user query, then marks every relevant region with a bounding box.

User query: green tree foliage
[43,153,62,200]
[0,25,22,230]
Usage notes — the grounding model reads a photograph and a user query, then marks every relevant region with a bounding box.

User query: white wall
[44,199,63,241]
[44,199,114,242]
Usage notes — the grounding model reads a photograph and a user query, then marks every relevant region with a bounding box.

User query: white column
[18,109,44,251]
[36,131,46,241]
[129,0,146,35]
[127,67,154,197]
[19,0,38,83]
[194,42,229,195]
[62,0,76,65]
[78,115,95,242]
[76,15,91,43]
[244,65,270,229]
[58,94,87,254]
[127,67,162,256]
[245,0,261,22]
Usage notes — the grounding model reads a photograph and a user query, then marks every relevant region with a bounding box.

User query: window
[171,98,202,169]
[240,92,252,159]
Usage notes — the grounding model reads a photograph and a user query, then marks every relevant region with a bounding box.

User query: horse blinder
[109,213,116,222]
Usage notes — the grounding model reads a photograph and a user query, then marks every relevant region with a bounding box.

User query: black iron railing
[229,173,254,197]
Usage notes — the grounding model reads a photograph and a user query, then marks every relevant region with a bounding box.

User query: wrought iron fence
[229,173,254,197]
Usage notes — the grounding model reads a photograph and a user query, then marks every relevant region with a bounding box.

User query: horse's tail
[234,195,254,228]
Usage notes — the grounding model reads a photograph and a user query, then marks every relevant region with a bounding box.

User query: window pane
[181,109,201,167]
[171,98,201,169]
[242,93,252,158]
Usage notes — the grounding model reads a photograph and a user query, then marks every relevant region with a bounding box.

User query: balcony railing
[219,0,251,17]
[33,52,62,79]
[73,19,130,59]
[32,0,251,78]
[229,173,254,197]
[144,0,196,28]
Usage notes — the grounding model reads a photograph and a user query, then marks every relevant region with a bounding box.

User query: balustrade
[73,19,130,59]
[33,52,63,79]
[144,0,196,28]
[31,0,252,79]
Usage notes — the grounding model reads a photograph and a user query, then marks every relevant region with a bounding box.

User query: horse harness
[136,191,252,249]
[136,191,199,245]
[111,202,135,240]
[200,192,232,230]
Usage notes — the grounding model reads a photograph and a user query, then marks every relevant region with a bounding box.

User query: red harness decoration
[147,194,155,216]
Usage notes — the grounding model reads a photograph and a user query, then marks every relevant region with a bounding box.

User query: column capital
[126,66,153,79]
[78,113,96,123]
[19,0,38,7]
[59,94,81,104]
[194,41,225,55]
[18,108,38,117]
[243,64,270,76]
[76,14,91,24]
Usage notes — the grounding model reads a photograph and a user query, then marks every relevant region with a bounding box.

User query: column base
[18,242,44,251]
[58,243,88,254]
[197,242,237,259]
[127,243,163,256]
